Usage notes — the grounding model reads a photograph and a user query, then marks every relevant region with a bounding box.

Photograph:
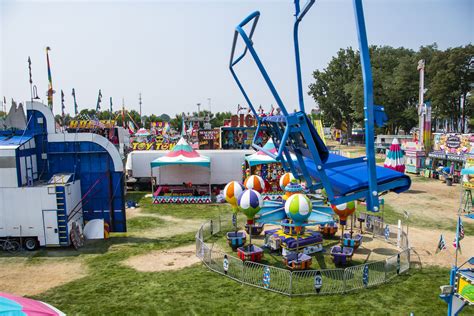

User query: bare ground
[408,226,474,267]
[124,244,199,272]
[384,178,465,222]
[126,208,203,239]
[0,259,86,296]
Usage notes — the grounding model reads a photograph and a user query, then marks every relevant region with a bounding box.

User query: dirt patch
[124,244,199,272]
[125,206,143,219]
[352,235,400,262]
[408,226,474,267]
[0,259,86,296]
[127,212,203,239]
[384,178,463,222]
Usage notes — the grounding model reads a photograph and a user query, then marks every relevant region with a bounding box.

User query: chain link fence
[195,216,411,296]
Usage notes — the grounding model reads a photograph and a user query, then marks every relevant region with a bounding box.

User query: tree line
[308,44,474,141]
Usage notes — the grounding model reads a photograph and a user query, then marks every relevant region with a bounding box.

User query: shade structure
[151,137,210,168]
[384,138,405,173]
[135,128,150,137]
[245,138,296,167]
[0,292,65,315]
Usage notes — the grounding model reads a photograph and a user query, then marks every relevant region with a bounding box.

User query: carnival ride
[216,0,413,271]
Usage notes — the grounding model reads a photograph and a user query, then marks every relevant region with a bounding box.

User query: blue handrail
[353,0,379,211]
[229,0,385,212]
[293,0,315,113]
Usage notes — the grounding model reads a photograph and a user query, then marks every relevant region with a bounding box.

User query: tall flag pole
[61,90,65,128]
[109,97,113,126]
[96,89,102,112]
[139,93,142,127]
[72,88,78,116]
[28,56,33,103]
[122,98,126,128]
[46,47,54,110]
[61,90,65,117]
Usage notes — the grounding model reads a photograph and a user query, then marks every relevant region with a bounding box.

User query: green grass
[24,192,453,314]
[365,203,474,234]
[33,231,449,315]
[127,216,166,231]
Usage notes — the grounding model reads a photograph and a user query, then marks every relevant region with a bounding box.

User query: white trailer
[125,149,254,190]
[0,174,83,250]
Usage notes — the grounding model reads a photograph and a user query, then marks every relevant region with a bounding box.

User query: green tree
[308,47,359,142]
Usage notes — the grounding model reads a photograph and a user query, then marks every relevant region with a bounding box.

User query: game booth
[151,137,212,204]
[244,138,294,201]
[424,133,474,183]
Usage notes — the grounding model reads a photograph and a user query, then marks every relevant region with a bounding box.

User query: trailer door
[42,210,59,245]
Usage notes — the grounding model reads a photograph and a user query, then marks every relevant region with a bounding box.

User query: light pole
[197,103,201,115]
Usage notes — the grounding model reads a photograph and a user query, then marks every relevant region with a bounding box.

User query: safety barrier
[195,216,411,296]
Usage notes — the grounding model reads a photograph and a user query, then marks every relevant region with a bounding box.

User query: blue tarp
[0,135,33,148]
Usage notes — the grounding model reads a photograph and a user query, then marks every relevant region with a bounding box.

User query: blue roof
[0,135,33,148]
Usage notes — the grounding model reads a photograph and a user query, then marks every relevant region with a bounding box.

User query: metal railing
[195,216,411,296]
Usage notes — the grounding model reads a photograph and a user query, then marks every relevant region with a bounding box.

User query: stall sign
[131,139,176,150]
[432,133,473,155]
[198,129,220,149]
[446,154,466,162]
[69,120,116,129]
[428,152,446,159]
[463,157,474,189]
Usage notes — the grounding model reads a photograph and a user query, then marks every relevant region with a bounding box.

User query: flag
[453,217,464,250]
[46,47,54,110]
[28,56,32,84]
[72,88,78,116]
[128,120,136,134]
[109,97,113,113]
[435,234,446,253]
[61,90,65,118]
[459,217,465,240]
[96,89,102,111]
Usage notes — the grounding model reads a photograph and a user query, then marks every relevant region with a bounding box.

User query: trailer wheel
[24,238,39,251]
[132,183,141,191]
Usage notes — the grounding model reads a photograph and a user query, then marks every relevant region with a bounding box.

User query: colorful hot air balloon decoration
[279,172,295,191]
[224,181,244,213]
[224,181,244,237]
[331,201,356,239]
[284,193,313,268]
[244,175,265,193]
[330,201,356,226]
[285,193,312,227]
[237,189,264,261]
[238,189,263,225]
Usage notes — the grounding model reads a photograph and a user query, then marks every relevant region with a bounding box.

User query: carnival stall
[244,138,290,200]
[425,133,474,183]
[151,137,212,203]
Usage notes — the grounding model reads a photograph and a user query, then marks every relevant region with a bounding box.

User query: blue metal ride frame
[229,0,384,212]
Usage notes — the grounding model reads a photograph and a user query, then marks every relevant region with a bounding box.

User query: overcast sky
[1,0,473,117]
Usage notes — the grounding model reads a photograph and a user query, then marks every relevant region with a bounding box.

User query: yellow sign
[69,120,116,129]
[463,157,474,189]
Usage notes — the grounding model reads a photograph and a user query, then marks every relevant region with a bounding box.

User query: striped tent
[151,137,210,168]
[384,138,405,173]
[245,138,296,166]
